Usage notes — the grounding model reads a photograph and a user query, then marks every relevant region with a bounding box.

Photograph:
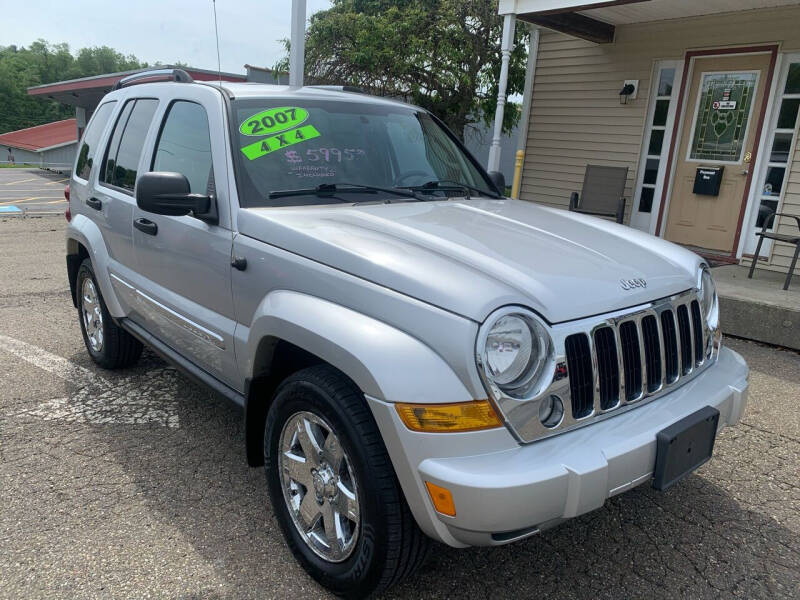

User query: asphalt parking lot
[0,167,69,215]
[1,216,798,599]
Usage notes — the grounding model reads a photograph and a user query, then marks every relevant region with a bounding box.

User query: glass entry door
[664,53,772,253]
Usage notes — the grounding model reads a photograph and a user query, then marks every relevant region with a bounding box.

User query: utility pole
[289,0,306,87]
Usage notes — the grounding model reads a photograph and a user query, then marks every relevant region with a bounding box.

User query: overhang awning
[499,0,800,43]
[27,66,247,111]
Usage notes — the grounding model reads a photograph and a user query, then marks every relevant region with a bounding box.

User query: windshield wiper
[402,179,501,199]
[269,182,422,201]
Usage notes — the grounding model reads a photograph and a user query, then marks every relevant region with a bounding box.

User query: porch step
[713,265,800,351]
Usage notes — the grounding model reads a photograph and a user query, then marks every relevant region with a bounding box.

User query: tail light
[64,184,71,222]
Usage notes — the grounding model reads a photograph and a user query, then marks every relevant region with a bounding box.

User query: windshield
[229,97,496,207]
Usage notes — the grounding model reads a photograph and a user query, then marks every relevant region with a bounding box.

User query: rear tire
[264,365,429,598]
[76,258,142,369]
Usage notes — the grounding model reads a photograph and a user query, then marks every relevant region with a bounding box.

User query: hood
[238,198,703,323]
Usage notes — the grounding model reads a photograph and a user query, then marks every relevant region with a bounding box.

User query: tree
[278,0,528,140]
[0,40,147,134]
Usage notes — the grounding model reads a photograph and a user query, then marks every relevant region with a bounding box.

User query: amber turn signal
[425,481,456,517]
[395,400,502,433]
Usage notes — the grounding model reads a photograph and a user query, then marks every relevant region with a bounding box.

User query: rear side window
[152,101,213,194]
[74,101,116,180]
[101,98,159,192]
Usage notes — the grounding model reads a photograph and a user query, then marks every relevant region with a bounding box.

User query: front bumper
[367,346,748,548]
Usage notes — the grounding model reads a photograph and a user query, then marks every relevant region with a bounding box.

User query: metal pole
[289,0,306,87]
[512,26,539,200]
[487,13,516,173]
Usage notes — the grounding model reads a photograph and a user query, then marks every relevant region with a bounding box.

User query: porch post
[487,13,516,173]
[511,26,539,199]
[289,0,306,87]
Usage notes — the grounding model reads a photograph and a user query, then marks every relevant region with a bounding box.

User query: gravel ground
[1,216,798,599]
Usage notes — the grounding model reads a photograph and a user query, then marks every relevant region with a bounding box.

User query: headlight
[478,308,553,397]
[699,266,719,329]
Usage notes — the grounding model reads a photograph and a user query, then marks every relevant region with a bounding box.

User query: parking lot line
[46,177,70,185]
[0,196,64,205]
[3,177,41,185]
[0,334,180,428]
[0,334,103,385]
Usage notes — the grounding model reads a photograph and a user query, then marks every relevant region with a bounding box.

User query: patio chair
[569,165,628,224]
[747,212,800,291]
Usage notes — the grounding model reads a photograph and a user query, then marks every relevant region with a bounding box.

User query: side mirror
[488,171,506,197]
[136,171,217,224]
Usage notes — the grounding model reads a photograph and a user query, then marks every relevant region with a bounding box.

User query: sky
[0,0,333,74]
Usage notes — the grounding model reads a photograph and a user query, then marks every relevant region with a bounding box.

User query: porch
[490,0,800,290]
[714,263,800,349]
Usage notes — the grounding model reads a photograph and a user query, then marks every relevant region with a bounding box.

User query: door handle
[133,218,158,236]
[86,197,102,210]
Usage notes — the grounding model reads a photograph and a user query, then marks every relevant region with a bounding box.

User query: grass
[0,163,37,168]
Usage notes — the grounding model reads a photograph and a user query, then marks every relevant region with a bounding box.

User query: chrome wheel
[81,277,103,352]
[278,411,360,562]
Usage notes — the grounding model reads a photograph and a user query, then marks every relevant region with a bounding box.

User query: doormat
[678,244,736,268]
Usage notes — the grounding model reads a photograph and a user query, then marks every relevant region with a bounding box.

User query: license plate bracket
[653,406,720,491]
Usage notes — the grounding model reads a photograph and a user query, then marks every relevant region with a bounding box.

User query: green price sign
[240,124,321,160]
[239,107,309,136]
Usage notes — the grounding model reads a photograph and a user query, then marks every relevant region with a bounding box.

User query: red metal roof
[0,119,77,152]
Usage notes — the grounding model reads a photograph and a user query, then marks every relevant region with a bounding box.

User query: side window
[152,101,213,193]
[100,98,159,192]
[74,101,116,180]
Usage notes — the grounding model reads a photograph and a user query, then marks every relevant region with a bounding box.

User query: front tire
[264,365,429,598]
[76,258,142,369]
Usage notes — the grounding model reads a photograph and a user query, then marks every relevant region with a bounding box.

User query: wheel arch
[65,215,125,317]
[242,290,473,467]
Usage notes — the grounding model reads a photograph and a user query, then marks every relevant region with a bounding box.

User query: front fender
[66,215,125,318]
[240,290,473,404]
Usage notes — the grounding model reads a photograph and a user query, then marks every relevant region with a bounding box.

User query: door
[665,53,772,253]
[94,97,160,313]
[132,96,238,389]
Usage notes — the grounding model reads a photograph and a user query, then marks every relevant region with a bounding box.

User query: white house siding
[2,143,76,173]
[40,143,76,172]
[519,5,800,275]
[3,146,39,165]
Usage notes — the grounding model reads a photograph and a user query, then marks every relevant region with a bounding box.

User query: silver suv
[66,69,749,598]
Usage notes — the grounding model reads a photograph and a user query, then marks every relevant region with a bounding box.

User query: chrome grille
[660,310,679,383]
[486,289,720,444]
[593,327,618,409]
[563,293,708,421]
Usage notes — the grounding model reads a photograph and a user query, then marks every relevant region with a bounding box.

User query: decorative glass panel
[777,98,800,129]
[756,199,779,228]
[762,166,785,197]
[639,187,655,213]
[689,72,757,161]
[770,132,793,163]
[653,100,669,126]
[658,68,675,96]
[785,63,800,94]
[648,129,664,156]
[644,159,659,184]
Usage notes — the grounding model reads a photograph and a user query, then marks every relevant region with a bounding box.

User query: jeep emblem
[620,277,647,290]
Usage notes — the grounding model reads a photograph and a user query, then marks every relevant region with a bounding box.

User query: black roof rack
[307,85,366,94]
[112,68,194,91]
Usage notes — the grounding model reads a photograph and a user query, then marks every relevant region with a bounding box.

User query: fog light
[539,395,564,428]
[425,481,456,516]
[395,400,502,433]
